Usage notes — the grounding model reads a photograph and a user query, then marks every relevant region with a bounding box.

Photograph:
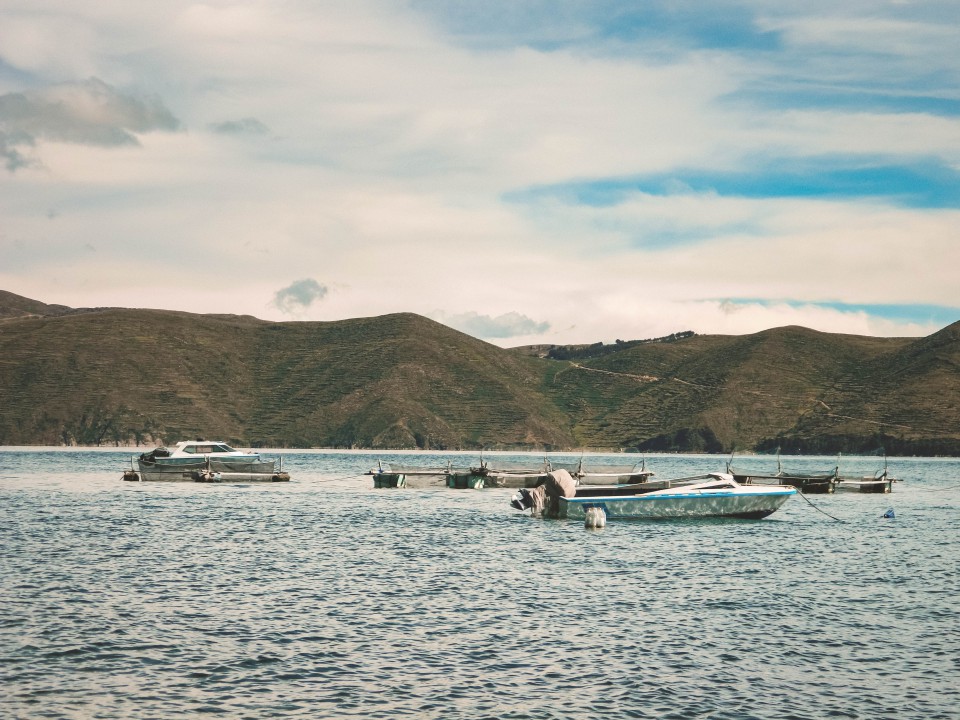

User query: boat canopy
[173,441,239,455]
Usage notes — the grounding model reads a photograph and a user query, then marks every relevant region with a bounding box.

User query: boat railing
[367,460,454,475]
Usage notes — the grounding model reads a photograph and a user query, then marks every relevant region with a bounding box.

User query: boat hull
[447,471,657,489]
[447,472,488,489]
[136,458,278,482]
[734,474,836,494]
[371,472,448,489]
[560,486,795,520]
[835,478,893,493]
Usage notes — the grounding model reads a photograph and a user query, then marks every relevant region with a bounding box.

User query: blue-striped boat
[553,473,796,520]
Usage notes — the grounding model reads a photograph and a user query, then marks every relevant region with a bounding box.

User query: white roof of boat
[175,440,233,447]
[168,441,257,455]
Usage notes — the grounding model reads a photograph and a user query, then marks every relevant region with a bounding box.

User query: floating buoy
[882,508,896,519]
[584,506,606,529]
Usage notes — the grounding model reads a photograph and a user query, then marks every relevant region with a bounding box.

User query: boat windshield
[181,444,236,454]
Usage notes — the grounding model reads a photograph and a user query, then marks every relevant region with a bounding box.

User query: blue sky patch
[506,158,960,209]
[724,300,960,328]
[411,0,782,53]
[726,87,960,118]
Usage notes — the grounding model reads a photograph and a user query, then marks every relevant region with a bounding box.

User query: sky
[1,0,959,347]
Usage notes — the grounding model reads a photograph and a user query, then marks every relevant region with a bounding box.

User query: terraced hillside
[2,290,958,453]
[539,325,959,454]
[0,296,571,449]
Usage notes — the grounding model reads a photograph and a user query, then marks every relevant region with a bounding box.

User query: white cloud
[209,117,269,135]
[430,310,550,339]
[0,78,180,169]
[0,1,958,346]
[272,279,329,314]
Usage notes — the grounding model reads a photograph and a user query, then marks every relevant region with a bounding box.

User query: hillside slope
[0,290,74,319]
[1,292,958,453]
[544,324,958,454]
[0,305,572,449]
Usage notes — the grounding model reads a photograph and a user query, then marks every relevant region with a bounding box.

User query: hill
[0,299,572,449]
[539,326,939,454]
[0,289,74,319]
[1,292,958,454]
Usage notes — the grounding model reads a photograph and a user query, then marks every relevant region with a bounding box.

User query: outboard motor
[138,447,171,464]
[510,469,577,518]
[511,488,535,511]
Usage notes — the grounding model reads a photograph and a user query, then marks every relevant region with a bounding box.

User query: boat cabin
[170,441,250,457]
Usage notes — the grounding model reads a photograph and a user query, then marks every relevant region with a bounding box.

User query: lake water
[2,449,958,719]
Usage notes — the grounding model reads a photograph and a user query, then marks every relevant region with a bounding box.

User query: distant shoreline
[1,445,954,459]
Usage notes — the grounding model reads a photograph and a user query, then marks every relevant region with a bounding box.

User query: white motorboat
[512,472,795,520]
[127,440,287,482]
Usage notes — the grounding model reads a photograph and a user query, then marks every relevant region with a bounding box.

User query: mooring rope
[794,489,846,523]
[318,473,369,483]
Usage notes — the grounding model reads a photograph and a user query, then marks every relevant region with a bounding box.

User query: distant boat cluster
[120,441,897,525]
[726,452,897,494]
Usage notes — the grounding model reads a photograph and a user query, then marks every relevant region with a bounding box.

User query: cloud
[272,279,329,314]
[0,130,32,171]
[1,2,958,346]
[209,117,270,135]
[717,299,960,328]
[0,78,180,169]
[432,310,550,339]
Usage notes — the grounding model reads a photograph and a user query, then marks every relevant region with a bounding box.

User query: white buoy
[584,506,606,529]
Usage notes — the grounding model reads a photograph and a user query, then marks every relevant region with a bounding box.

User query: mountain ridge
[1,291,958,454]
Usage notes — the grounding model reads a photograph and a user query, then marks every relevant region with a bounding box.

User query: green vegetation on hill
[1,291,958,454]
[542,331,697,361]
[0,297,572,449]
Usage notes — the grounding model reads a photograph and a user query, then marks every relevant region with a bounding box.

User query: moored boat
[511,472,795,521]
[125,440,288,482]
[835,468,896,493]
[446,459,553,489]
[747,469,838,494]
[728,452,838,494]
[446,457,655,489]
[366,460,451,488]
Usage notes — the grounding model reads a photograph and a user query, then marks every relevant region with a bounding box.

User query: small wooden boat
[835,468,896,493]
[727,452,838,494]
[727,469,838,494]
[446,458,552,489]
[366,460,451,488]
[730,450,900,495]
[571,457,656,486]
[447,457,655,489]
[512,473,795,520]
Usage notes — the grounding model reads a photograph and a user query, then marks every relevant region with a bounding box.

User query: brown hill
[0,290,74,319]
[543,324,959,454]
[0,304,572,449]
[1,293,957,454]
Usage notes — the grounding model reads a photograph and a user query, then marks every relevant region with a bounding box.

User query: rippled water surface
[2,449,958,719]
